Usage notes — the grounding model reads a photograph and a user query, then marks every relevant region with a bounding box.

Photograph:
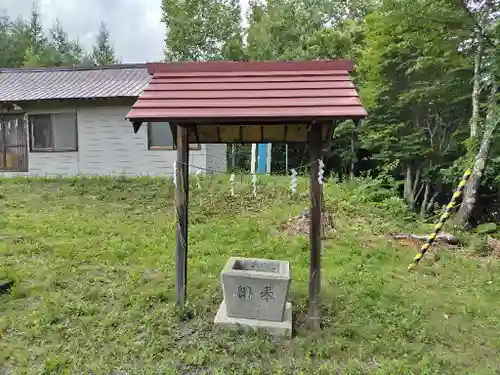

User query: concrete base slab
[214,300,292,338]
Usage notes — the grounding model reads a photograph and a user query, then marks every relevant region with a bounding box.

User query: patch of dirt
[487,236,500,259]
[390,237,455,251]
[279,210,335,239]
[391,234,500,262]
[388,232,462,253]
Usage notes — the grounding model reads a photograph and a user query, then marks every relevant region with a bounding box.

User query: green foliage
[476,222,498,234]
[91,22,119,65]
[48,19,85,66]
[346,175,410,218]
[468,235,491,256]
[0,5,119,68]
[161,0,243,61]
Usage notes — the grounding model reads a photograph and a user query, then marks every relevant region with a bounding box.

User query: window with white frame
[30,113,78,152]
[148,122,200,150]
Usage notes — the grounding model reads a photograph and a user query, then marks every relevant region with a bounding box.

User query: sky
[0,0,250,63]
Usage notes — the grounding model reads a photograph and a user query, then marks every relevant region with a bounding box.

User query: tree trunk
[496,185,500,222]
[348,0,357,20]
[349,136,355,180]
[420,182,430,220]
[404,164,413,206]
[455,80,498,227]
[403,164,422,209]
[411,166,421,202]
[470,32,484,139]
[427,188,440,213]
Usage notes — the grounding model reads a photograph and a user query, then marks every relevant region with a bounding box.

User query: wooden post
[308,123,323,330]
[175,125,189,305]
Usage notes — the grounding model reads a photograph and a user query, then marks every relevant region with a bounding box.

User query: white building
[0,64,227,177]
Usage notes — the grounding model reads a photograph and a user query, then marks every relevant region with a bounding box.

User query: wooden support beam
[308,122,323,330]
[175,125,189,305]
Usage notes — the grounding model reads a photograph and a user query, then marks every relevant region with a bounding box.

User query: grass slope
[0,176,499,374]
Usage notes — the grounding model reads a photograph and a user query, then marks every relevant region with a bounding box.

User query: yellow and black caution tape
[408,169,472,271]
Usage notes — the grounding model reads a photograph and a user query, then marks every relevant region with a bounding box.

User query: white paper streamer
[229,173,235,196]
[318,159,324,185]
[252,173,257,197]
[195,169,202,189]
[172,161,177,187]
[290,168,298,195]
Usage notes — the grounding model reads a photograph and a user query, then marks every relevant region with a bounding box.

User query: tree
[0,8,116,69]
[161,0,243,61]
[0,13,15,67]
[27,1,46,55]
[358,0,471,215]
[455,0,500,226]
[91,22,119,65]
[48,19,84,66]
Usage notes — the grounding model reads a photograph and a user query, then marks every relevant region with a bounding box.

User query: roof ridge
[148,60,355,74]
[0,63,149,74]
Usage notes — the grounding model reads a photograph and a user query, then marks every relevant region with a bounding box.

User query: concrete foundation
[214,300,293,338]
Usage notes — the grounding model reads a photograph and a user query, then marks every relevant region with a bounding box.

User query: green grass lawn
[1,176,499,374]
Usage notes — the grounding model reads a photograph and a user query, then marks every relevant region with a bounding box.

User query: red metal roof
[126,60,367,125]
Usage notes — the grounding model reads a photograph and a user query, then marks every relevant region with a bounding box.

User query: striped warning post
[408,169,472,271]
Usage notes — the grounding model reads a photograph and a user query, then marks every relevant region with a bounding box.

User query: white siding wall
[0,104,217,177]
[205,144,228,173]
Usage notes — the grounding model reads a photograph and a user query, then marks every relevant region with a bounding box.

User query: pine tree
[91,22,119,65]
[27,1,46,55]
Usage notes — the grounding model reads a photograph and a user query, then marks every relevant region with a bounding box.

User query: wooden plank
[184,124,339,144]
[262,125,287,142]
[196,125,219,143]
[219,125,242,143]
[308,123,323,330]
[175,125,189,306]
[287,124,308,142]
[241,125,262,143]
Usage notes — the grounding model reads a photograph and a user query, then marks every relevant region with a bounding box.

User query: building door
[0,114,28,172]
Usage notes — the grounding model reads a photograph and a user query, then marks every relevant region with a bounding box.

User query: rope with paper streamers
[172,161,177,187]
[175,158,325,197]
[317,159,325,185]
[252,173,257,197]
[290,168,298,195]
[195,169,202,189]
[0,116,28,132]
[229,173,235,196]
[407,169,472,271]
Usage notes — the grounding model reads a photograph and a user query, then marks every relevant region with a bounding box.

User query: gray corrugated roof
[0,64,151,102]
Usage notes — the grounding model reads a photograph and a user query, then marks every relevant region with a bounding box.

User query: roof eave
[1,96,140,104]
[128,114,367,134]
